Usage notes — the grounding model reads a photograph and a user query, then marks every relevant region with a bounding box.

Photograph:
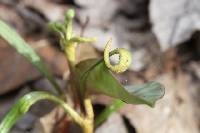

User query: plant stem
[94,100,125,128]
[82,98,94,133]
[61,9,96,132]
[61,99,84,126]
[84,98,94,120]
[64,43,76,66]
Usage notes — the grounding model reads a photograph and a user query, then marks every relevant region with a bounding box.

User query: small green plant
[0,9,165,133]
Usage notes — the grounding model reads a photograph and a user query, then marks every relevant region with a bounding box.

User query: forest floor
[0,0,200,133]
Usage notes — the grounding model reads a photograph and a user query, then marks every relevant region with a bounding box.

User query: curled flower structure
[104,39,132,73]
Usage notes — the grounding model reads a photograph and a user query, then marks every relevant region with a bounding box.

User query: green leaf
[75,59,165,107]
[95,80,165,127]
[0,91,81,133]
[0,20,62,95]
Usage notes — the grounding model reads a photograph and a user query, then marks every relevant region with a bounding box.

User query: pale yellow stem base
[82,98,94,133]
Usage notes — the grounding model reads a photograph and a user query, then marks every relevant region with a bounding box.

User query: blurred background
[0,0,200,133]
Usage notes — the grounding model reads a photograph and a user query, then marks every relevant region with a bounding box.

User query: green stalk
[94,100,125,128]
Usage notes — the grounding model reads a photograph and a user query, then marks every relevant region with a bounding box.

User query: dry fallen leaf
[120,72,199,133]
[150,0,200,50]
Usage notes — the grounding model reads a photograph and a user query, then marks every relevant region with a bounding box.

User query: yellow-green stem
[64,43,77,65]
[82,98,94,133]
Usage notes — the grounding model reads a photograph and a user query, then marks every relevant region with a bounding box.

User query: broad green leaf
[0,91,80,133]
[95,80,165,127]
[75,59,165,107]
[0,20,62,95]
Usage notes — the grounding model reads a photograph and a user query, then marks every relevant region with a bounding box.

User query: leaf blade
[0,20,62,94]
[0,91,80,133]
[75,59,165,107]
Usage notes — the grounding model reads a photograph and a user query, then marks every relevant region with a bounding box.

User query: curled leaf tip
[104,39,132,73]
